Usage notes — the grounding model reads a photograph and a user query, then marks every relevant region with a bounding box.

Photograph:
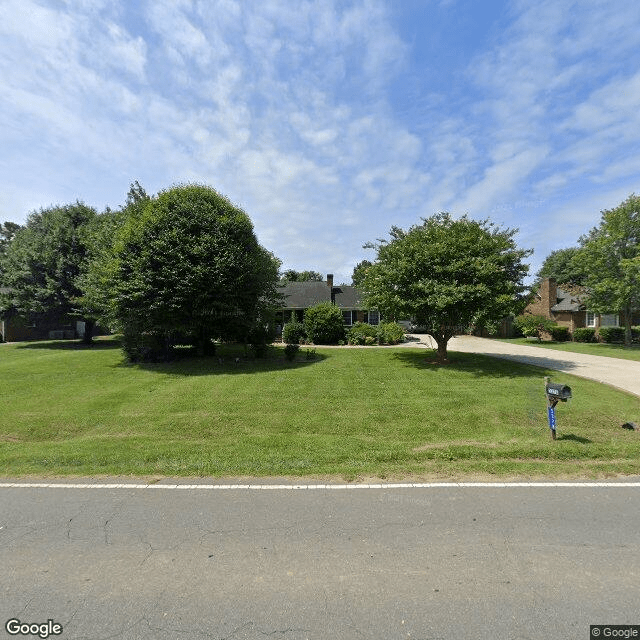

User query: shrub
[514,315,556,341]
[376,321,405,345]
[122,327,171,362]
[249,342,268,358]
[248,322,275,358]
[573,327,596,342]
[282,321,306,345]
[550,326,570,342]
[633,326,640,343]
[511,322,525,338]
[304,302,345,345]
[284,343,300,361]
[597,326,625,343]
[347,322,378,345]
[365,335,376,345]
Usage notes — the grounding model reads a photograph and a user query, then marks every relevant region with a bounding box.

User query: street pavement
[1,482,639,640]
[407,334,640,398]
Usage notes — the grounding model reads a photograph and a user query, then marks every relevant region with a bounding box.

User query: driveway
[407,334,640,398]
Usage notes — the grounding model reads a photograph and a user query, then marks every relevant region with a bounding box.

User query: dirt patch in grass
[412,439,525,452]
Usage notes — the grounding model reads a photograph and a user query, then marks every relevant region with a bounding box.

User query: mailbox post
[544,376,572,440]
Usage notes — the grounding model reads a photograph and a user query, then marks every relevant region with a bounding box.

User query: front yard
[1,337,639,479]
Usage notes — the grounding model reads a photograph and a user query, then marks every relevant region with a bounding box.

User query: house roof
[277,281,363,309]
[551,285,587,312]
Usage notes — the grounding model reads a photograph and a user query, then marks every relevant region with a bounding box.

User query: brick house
[0,287,87,342]
[276,274,380,330]
[524,277,640,333]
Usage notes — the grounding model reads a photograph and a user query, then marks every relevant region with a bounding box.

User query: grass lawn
[495,337,640,362]
[1,337,639,480]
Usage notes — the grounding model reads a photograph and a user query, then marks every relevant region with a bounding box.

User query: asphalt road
[2,482,639,640]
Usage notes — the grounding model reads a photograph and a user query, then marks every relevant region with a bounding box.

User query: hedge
[550,326,570,342]
[597,327,625,343]
[573,327,596,342]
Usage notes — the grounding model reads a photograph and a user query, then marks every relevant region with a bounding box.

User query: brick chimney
[540,277,557,319]
[326,274,333,289]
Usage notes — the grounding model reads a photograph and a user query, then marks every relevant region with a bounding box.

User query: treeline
[0,182,282,361]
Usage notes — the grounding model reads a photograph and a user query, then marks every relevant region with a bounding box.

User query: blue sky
[2,0,640,285]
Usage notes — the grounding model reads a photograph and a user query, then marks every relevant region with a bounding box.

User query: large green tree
[0,221,22,256]
[0,221,23,285]
[535,247,586,286]
[280,269,323,283]
[77,182,150,331]
[0,202,97,341]
[362,213,531,363]
[102,183,281,360]
[351,260,372,287]
[574,193,640,346]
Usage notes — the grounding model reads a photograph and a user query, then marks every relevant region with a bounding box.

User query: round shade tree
[573,193,640,347]
[362,213,531,363]
[107,184,281,360]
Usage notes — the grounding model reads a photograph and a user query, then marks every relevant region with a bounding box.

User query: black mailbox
[545,382,572,402]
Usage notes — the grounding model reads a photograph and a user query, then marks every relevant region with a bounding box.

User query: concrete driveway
[407,334,640,398]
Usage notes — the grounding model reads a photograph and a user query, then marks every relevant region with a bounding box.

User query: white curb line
[0,482,639,490]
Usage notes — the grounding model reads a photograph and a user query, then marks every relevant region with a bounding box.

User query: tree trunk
[623,306,633,347]
[435,337,449,363]
[196,327,216,356]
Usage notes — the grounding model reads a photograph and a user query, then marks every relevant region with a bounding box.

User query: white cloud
[2,0,640,285]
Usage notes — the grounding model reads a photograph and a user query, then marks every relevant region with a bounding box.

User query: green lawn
[495,337,640,361]
[1,337,639,480]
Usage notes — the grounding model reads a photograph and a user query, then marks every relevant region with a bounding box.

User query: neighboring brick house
[524,277,640,333]
[0,287,34,341]
[276,274,380,329]
[0,287,85,342]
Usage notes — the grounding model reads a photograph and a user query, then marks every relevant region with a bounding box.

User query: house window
[342,311,353,326]
[586,311,596,327]
[367,310,380,325]
[600,314,619,327]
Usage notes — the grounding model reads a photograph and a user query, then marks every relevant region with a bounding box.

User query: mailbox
[545,382,572,402]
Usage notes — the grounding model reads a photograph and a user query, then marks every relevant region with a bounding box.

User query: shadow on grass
[392,350,574,378]
[556,433,593,443]
[16,337,120,350]
[115,344,328,376]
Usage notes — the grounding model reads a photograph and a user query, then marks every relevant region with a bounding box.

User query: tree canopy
[101,183,281,360]
[280,269,323,283]
[0,221,22,255]
[351,260,372,287]
[0,221,23,284]
[573,193,640,346]
[0,202,97,340]
[535,247,586,286]
[76,183,150,329]
[361,213,531,362]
